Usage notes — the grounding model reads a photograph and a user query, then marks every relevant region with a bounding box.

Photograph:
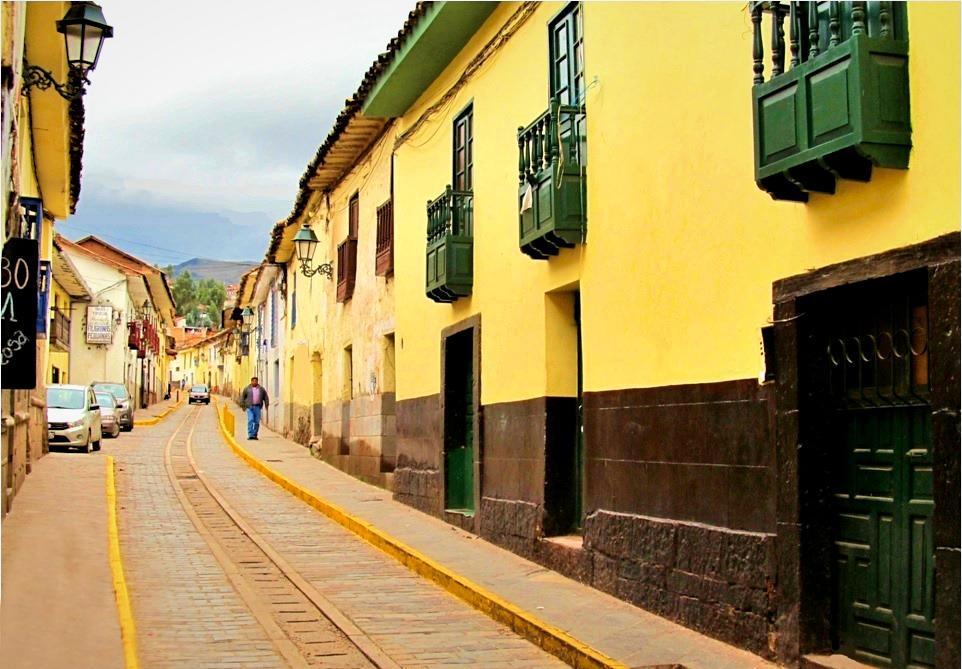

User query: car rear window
[95,383,128,400]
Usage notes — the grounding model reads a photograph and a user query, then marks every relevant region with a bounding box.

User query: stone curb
[212,399,629,669]
[106,456,140,669]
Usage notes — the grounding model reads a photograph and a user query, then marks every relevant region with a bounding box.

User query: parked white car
[94,390,122,439]
[47,384,103,453]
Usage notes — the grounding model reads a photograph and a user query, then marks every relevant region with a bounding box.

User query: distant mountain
[63,194,279,267]
[173,258,259,284]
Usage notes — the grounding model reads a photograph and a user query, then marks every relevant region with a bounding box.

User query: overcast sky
[62,0,414,265]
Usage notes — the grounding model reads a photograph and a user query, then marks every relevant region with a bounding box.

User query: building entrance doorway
[802,272,934,668]
[544,291,583,535]
[443,328,475,512]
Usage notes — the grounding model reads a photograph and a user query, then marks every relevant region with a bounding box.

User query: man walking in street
[241,376,269,440]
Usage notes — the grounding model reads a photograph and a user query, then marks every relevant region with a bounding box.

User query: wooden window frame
[338,192,361,302]
[375,198,394,276]
[452,105,473,192]
[549,3,584,106]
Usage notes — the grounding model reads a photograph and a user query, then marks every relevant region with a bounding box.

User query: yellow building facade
[267,119,397,483]
[354,2,958,666]
[240,2,958,666]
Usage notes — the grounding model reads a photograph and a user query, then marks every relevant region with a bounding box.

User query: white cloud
[78,0,413,217]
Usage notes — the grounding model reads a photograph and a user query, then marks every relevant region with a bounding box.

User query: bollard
[222,405,235,436]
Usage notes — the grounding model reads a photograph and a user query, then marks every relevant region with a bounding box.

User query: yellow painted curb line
[106,456,140,669]
[133,400,184,427]
[212,399,628,669]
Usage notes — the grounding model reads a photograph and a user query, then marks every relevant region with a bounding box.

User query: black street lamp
[293,224,333,279]
[22,2,113,101]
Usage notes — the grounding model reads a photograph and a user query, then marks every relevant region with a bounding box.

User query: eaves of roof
[265,2,433,263]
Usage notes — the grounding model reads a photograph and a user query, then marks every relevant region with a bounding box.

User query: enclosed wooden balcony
[517,100,586,259]
[337,237,358,303]
[50,309,70,351]
[752,1,911,202]
[376,199,394,276]
[425,186,473,303]
[127,320,142,350]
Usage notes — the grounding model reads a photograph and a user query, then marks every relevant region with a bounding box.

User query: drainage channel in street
[164,407,397,669]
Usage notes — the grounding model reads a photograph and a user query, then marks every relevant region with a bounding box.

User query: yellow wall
[581,1,960,391]
[47,278,71,383]
[284,127,396,412]
[393,1,960,404]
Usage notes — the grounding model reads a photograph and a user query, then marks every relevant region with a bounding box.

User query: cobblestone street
[102,403,568,669]
[3,400,776,669]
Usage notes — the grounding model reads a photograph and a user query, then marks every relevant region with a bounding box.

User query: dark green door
[444,329,474,512]
[573,293,584,530]
[821,278,934,668]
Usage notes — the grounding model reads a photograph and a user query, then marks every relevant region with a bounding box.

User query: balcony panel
[425,188,473,303]
[753,14,911,203]
[517,103,586,259]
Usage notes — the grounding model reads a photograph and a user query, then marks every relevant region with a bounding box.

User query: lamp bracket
[22,64,88,101]
[300,259,333,280]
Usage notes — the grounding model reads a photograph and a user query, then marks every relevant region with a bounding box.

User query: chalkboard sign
[1,238,39,389]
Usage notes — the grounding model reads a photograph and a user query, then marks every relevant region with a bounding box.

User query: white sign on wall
[86,305,114,344]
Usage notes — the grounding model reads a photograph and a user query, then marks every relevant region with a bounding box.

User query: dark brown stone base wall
[585,511,775,658]
[393,394,443,516]
[479,497,541,555]
[584,379,776,534]
[399,383,778,656]
[393,467,442,516]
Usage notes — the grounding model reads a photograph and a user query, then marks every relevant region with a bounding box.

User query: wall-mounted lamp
[293,224,333,279]
[22,2,113,101]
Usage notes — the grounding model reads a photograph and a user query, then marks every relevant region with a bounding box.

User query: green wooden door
[444,330,474,512]
[832,406,934,667]
[821,278,934,668]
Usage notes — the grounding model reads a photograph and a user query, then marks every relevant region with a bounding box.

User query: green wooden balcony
[752,2,911,202]
[517,101,586,259]
[426,186,473,303]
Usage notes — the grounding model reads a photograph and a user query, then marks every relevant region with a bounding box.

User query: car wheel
[82,432,92,454]
[93,436,102,451]
[112,425,120,438]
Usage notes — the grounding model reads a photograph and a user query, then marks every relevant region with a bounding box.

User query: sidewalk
[0,453,124,669]
[134,397,183,425]
[221,400,775,669]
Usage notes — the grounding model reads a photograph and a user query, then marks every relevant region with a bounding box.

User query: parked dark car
[91,382,134,431]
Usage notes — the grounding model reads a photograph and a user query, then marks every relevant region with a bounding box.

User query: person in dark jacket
[240,376,269,439]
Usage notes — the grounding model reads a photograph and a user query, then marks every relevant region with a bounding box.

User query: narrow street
[1,401,774,669]
[3,403,569,669]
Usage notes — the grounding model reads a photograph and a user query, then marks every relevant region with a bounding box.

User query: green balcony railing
[426,186,473,303]
[517,100,586,259]
[752,1,911,202]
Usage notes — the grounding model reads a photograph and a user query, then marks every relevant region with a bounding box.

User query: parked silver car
[92,382,134,430]
[94,391,121,438]
[47,384,103,453]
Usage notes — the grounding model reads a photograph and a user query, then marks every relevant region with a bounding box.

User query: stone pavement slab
[103,407,289,669]
[191,406,567,669]
[0,452,124,669]
[220,400,775,669]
